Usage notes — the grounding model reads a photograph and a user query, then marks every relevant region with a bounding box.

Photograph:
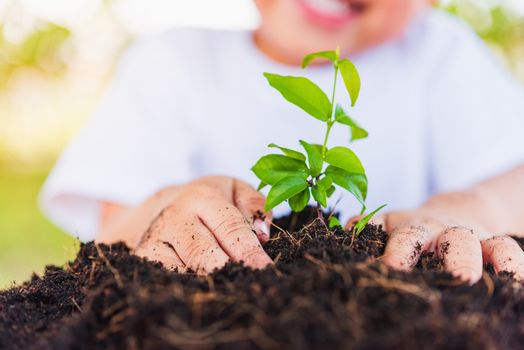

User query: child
[41,0,524,283]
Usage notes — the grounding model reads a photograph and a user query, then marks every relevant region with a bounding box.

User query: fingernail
[451,266,481,285]
[383,254,412,271]
[254,219,270,240]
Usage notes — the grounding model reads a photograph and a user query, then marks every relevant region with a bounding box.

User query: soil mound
[1,208,523,350]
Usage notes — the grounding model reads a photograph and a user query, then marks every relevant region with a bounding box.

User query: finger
[437,226,482,284]
[233,179,272,243]
[198,198,273,269]
[134,238,186,272]
[179,221,232,274]
[370,213,386,227]
[383,224,432,271]
[507,231,524,238]
[139,205,230,274]
[481,236,524,281]
[345,215,361,230]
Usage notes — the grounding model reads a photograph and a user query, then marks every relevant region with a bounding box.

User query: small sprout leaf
[299,140,324,176]
[354,204,387,236]
[263,73,332,122]
[338,59,361,106]
[311,185,328,207]
[325,166,367,205]
[289,189,311,212]
[268,143,306,161]
[265,176,309,211]
[335,105,368,141]
[325,146,365,174]
[252,154,309,185]
[329,216,342,228]
[302,50,338,69]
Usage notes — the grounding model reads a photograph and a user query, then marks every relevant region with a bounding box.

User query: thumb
[233,179,272,243]
[345,215,362,230]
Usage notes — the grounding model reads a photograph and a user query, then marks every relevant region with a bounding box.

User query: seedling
[252,48,384,232]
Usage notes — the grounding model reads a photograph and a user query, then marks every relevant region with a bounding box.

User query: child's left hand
[348,191,524,284]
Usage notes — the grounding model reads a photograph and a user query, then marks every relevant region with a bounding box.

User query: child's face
[255,0,429,61]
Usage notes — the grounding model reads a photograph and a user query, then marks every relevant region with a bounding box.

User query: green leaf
[288,189,311,212]
[263,73,332,122]
[317,176,333,190]
[252,154,309,185]
[354,204,387,236]
[342,120,368,141]
[329,216,342,228]
[325,146,365,174]
[257,181,267,191]
[338,59,361,107]
[334,104,346,119]
[311,185,327,208]
[299,140,324,176]
[335,105,368,141]
[302,50,338,69]
[268,143,306,161]
[325,166,367,205]
[326,185,336,198]
[265,176,309,211]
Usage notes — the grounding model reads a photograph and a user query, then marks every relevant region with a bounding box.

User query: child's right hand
[96,176,273,274]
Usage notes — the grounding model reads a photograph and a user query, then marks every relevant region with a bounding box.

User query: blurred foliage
[0,23,70,88]
[482,6,524,44]
[440,0,524,71]
[0,1,522,93]
[0,1,522,88]
[0,169,78,288]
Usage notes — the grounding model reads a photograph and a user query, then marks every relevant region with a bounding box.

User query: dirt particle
[253,210,266,222]
[439,241,451,255]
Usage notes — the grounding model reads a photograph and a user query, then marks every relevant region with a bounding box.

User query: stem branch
[330,67,338,113]
[321,66,339,159]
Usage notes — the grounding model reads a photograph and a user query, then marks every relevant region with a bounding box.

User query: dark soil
[1,207,523,350]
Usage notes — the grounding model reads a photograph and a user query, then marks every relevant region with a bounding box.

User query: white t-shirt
[40,9,524,241]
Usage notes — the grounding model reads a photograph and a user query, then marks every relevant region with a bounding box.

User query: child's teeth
[304,0,351,15]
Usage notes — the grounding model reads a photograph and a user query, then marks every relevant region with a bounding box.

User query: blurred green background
[1,0,524,288]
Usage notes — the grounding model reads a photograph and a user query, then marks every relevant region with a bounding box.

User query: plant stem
[317,63,339,220]
[321,65,339,159]
[317,123,332,221]
[330,66,339,114]
[321,121,333,159]
[316,203,323,221]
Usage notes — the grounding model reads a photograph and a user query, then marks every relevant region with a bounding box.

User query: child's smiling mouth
[296,0,369,28]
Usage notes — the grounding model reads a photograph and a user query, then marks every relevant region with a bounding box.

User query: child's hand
[97,176,273,274]
[347,192,524,284]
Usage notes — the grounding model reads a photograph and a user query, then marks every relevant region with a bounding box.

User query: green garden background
[1,0,524,288]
